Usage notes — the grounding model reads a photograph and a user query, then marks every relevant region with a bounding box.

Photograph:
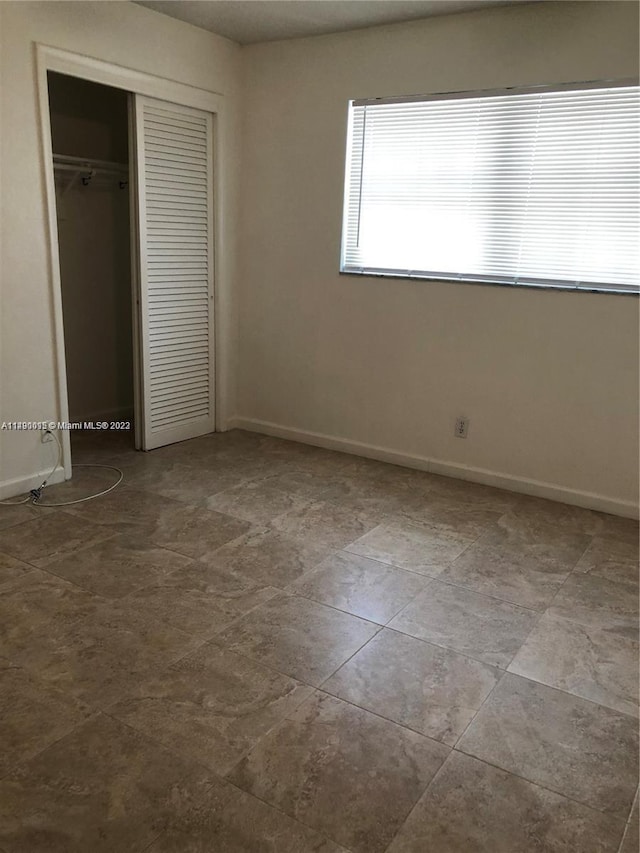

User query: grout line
[384,747,633,853]
[483,668,640,719]
[0,515,48,536]
[452,742,635,819]
[99,709,221,780]
[535,536,595,608]
[221,771,355,852]
[0,706,102,783]
[283,541,595,627]
[382,607,540,672]
[314,624,386,688]
[200,619,508,746]
[139,830,166,852]
[378,752,452,853]
[314,680,457,746]
[6,557,636,723]
[198,635,321,691]
[449,668,508,750]
[341,546,551,615]
[616,785,639,853]
[0,557,115,603]
[22,557,124,600]
[505,644,640,720]
[382,620,639,721]
[410,569,542,614]
[220,684,438,853]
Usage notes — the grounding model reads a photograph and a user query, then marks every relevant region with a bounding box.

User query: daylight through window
[341,83,640,293]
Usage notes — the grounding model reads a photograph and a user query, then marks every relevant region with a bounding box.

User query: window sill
[339,269,639,296]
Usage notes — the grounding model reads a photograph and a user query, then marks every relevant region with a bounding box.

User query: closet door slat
[135,95,215,449]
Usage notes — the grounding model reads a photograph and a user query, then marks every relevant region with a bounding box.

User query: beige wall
[237,1,640,514]
[0,0,241,494]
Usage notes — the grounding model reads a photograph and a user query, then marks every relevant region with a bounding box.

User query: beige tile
[425,476,519,512]
[319,472,428,518]
[324,629,500,744]
[599,516,640,547]
[205,478,314,525]
[477,512,591,566]
[271,499,381,551]
[216,592,379,686]
[513,497,640,543]
[288,551,429,623]
[153,433,245,465]
[2,434,637,852]
[457,673,639,814]
[389,579,538,668]
[147,774,347,852]
[573,537,639,587]
[124,458,254,504]
[0,552,34,588]
[0,512,115,566]
[254,469,349,500]
[0,570,100,654]
[150,504,252,559]
[9,599,201,708]
[124,560,279,636]
[548,573,638,637]
[333,458,432,500]
[0,713,215,852]
[64,486,182,535]
[42,534,194,598]
[346,520,476,576]
[388,751,625,853]
[109,644,312,775]
[204,526,331,588]
[0,661,94,777]
[269,444,368,477]
[228,691,449,853]
[508,613,639,717]
[0,501,58,532]
[395,500,504,539]
[158,432,285,472]
[439,543,572,610]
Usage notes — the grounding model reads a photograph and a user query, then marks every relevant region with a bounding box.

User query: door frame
[35,43,229,477]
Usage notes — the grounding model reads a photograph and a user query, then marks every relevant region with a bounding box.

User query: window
[341,82,640,294]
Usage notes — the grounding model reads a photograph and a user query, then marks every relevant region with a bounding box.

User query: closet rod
[52,153,128,174]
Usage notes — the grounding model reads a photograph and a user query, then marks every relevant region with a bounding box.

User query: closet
[46,71,216,457]
[49,72,134,445]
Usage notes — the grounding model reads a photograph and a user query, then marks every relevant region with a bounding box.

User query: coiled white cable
[0,429,123,507]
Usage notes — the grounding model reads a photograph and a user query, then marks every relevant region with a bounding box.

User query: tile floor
[0,428,638,852]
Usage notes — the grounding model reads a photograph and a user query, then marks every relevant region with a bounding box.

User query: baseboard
[0,465,66,501]
[229,416,639,520]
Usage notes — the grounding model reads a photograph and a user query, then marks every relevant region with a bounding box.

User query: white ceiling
[136,0,532,45]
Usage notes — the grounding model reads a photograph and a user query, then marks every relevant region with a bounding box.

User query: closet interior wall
[48,72,134,427]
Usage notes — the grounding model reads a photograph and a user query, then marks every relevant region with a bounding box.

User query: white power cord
[0,429,123,507]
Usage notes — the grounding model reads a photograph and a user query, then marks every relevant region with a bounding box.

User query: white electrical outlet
[454,416,469,438]
[41,428,54,444]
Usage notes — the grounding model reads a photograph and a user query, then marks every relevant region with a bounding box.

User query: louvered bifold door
[133,95,215,450]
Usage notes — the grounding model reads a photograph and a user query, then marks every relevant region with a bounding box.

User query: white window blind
[341,83,640,293]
